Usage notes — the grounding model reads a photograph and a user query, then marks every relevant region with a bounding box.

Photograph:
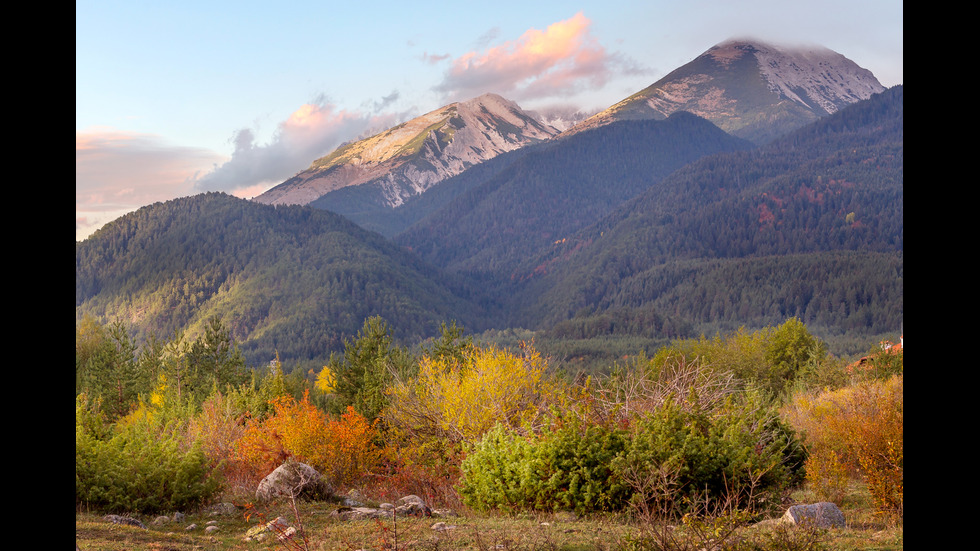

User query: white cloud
[194,99,409,194]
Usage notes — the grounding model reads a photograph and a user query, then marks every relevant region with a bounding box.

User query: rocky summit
[253,93,558,209]
[564,38,885,144]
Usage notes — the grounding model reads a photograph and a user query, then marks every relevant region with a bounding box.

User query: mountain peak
[564,38,885,144]
[707,38,883,115]
[254,94,557,208]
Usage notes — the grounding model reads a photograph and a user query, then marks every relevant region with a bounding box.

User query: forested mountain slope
[509,86,903,338]
[395,112,754,280]
[76,193,491,366]
[76,87,902,368]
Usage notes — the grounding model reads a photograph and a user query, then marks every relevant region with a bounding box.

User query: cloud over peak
[194,99,408,196]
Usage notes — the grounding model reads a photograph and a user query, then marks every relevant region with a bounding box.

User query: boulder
[103,515,146,529]
[395,495,432,517]
[781,502,846,529]
[255,461,331,502]
[331,494,444,521]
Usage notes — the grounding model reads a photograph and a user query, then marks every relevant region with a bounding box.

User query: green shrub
[458,393,804,517]
[650,318,828,400]
[614,395,805,518]
[76,396,223,514]
[458,421,631,514]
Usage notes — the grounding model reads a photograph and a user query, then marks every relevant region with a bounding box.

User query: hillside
[76,193,491,366]
[395,112,755,280]
[508,86,903,339]
[76,87,902,367]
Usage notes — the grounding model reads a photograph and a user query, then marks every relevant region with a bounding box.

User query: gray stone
[256,461,331,502]
[103,515,146,529]
[332,495,437,521]
[332,506,394,521]
[398,495,425,506]
[344,489,366,507]
[781,502,846,528]
[244,516,290,542]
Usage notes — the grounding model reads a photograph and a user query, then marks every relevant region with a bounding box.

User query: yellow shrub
[783,375,902,518]
[804,448,849,502]
[386,342,553,444]
[315,365,336,394]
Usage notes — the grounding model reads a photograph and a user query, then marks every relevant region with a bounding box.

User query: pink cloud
[76,96,413,240]
[76,128,225,239]
[435,13,633,103]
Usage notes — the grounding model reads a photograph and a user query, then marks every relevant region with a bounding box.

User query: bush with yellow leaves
[782,375,903,520]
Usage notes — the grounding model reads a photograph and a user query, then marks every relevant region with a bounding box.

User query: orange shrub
[325,405,385,488]
[782,375,903,519]
[232,390,383,489]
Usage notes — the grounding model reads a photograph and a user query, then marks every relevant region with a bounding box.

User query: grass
[75,479,901,550]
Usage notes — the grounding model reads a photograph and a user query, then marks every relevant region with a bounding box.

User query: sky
[76,0,903,241]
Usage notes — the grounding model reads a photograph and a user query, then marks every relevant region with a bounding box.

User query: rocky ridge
[564,38,885,144]
[253,93,557,208]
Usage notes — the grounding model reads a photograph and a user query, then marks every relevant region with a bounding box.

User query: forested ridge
[504,86,903,343]
[76,194,493,368]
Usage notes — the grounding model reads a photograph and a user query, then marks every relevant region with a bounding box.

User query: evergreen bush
[458,421,631,514]
[458,393,804,517]
[75,395,222,514]
[613,395,805,517]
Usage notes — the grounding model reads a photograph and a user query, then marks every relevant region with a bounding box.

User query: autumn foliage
[782,375,903,519]
[232,390,383,488]
[77,314,905,532]
[385,341,554,445]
